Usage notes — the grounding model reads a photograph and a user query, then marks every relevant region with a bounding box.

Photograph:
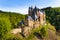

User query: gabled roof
[28,16,33,20]
[18,20,25,26]
[31,12,38,21]
[28,6,45,21]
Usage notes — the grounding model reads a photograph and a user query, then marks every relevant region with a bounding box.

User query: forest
[42,7,60,30]
[0,7,60,40]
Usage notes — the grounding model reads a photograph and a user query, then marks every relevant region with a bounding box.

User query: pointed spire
[35,6,37,9]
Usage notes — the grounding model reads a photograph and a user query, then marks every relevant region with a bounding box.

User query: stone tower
[26,6,46,29]
[17,6,46,37]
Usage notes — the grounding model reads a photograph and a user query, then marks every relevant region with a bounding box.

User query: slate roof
[28,16,33,20]
[28,6,44,21]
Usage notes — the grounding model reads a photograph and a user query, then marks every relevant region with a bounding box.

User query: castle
[25,6,46,28]
[17,6,46,37]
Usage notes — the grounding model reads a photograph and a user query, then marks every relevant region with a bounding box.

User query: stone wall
[33,21,40,29]
[22,26,32,37]
[40,13,44,25]
[28,20,34,28]
[16,7,46,37]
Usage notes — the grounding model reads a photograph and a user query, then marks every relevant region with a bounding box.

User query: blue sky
[0,0,60,14]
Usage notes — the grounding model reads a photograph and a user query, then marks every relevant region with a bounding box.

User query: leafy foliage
[42,7,60,30]
[0,17,11,40]
[39,26,48,37]
[0,6,60,40]
[0,11,25,40]
[0,11,25,28]
[5,33,24,40]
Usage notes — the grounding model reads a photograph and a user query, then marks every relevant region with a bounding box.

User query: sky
[0,0,60,14]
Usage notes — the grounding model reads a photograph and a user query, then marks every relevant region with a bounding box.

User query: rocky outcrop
[22,26,31,37]
[10,28,21,34]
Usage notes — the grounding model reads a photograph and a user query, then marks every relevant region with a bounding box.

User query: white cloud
[50,0,60,7]
[0,7,28,14]
[0,0,60,14]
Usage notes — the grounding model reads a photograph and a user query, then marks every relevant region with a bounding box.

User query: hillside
[0,11,26,40]
[0,11,25,28]
[42,7,60,31]
[0,7,60,40]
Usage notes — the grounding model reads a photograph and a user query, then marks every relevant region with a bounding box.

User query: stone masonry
[17,6,46,37]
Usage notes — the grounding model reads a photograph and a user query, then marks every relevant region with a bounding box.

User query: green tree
[0,17,11,40]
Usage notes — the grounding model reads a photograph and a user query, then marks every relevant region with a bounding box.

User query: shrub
[26,33,35,40]
[39,25,48,38]
[5,33,24,40]
[0,17,11,40]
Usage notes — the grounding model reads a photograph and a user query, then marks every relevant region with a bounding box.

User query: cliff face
[10,23,59,40]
